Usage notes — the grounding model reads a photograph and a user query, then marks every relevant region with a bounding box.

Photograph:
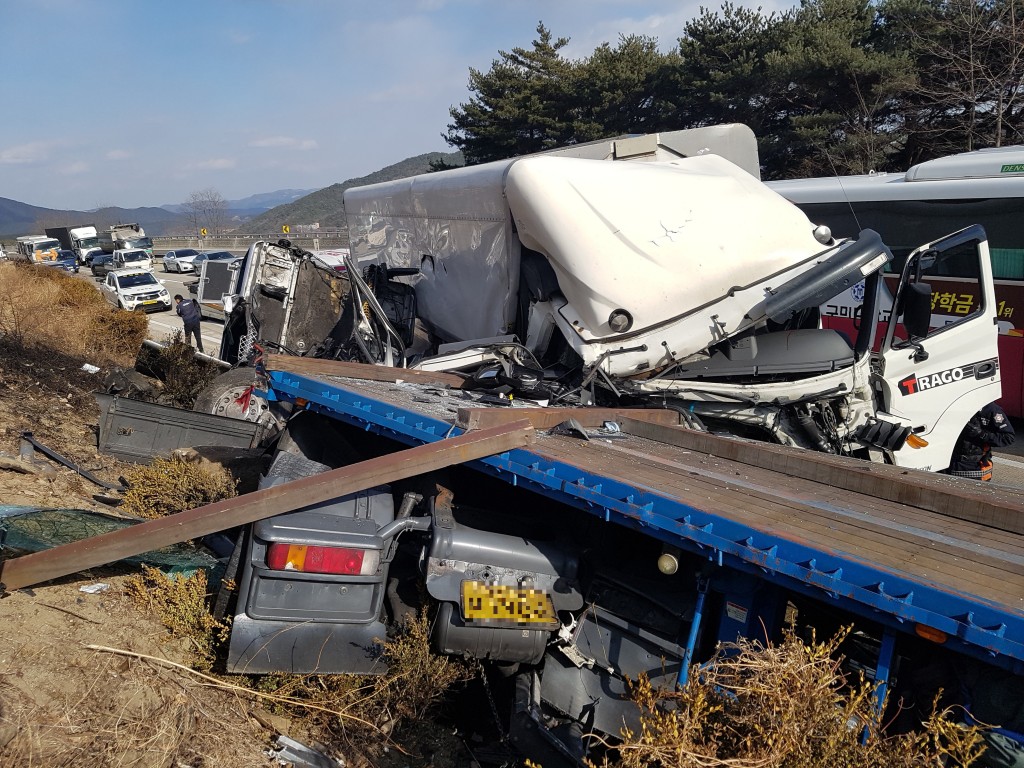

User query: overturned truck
[219,125,1000,474]
[193,126,1022,765]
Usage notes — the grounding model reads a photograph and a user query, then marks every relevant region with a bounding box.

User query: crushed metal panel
[93,392,262,462]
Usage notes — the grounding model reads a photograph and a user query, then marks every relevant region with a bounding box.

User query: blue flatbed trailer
[264,364,1024,681]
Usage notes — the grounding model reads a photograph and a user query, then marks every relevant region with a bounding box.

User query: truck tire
[192,368,269,423]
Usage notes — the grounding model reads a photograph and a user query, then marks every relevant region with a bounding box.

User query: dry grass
[0,577,268,768]
[119,455,238,519]
[156,332,222,407]
[0,651,269,767]
[122,565,229,671]
[238,613,475,759]
[0,261,147,365]
[598,628,986,768]
[117,565,474,763]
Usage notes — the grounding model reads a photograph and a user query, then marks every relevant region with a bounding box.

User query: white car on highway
[163,248,202,273]
[100,268,172,312]
[112,248,154,272]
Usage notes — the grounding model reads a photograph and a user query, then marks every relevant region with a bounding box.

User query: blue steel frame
[266,370,1024,673]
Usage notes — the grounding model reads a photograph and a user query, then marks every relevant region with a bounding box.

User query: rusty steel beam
[0,421,534,592]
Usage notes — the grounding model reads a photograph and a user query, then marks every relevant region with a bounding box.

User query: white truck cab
[112,248,154,272]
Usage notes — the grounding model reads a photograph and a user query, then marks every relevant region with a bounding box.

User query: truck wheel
[193,368,269,423]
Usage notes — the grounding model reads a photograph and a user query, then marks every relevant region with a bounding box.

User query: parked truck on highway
[97,223,153,258]
[45,224,102,265]
[14,234,61,263]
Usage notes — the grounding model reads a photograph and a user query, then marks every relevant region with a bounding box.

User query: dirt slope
[0,342,278,766]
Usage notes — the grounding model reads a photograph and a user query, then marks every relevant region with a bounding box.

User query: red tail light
[266,543,379,575]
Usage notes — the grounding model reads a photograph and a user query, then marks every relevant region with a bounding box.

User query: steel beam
[0,421,534,592]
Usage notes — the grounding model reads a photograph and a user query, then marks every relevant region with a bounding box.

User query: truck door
[876,225,1001,470]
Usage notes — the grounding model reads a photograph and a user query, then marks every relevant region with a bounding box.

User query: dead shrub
[85,306,148,364]
[122,565,228,671]
[0,262,58,345]
[600,628,986,768]
[371,613,475,723]
[56,273,106,308]
[149,330,223,407]
[238,613,474,758]
[120,455,237,519]
[0,262,147,365]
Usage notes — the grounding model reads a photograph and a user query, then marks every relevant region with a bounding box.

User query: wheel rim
[211,385,270,423]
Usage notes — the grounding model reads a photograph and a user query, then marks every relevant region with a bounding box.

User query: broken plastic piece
[267,733,344,768]
[550,418,591,440]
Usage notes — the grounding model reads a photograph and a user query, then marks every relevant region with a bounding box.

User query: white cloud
[61,161,90,175]
[0,142,51,164]
[249,136,318,150]
[193,158,237,170]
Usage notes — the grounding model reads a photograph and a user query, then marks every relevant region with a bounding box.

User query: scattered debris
[0,453,56,477]
[549,417,591,440]
[267,734,345,768]
[19,431,122,490]
[0,505,223,582]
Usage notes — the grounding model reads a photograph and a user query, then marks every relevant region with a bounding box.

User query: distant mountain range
[0,151,463,239]
[241,151,463,232]
[159,189,319,219]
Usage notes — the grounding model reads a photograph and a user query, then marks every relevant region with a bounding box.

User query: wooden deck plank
[533,437,1024,608]
[619,418,1024,535]
[265,354,468,388]
[603,437,1024,557]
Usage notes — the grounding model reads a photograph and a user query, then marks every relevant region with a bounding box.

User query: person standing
[174,294,204,353]
[948,402,1016,481]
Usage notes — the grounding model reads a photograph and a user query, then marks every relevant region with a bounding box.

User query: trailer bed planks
[263,367,1024,666]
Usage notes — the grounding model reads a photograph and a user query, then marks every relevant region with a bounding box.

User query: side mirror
[902,282,932,339]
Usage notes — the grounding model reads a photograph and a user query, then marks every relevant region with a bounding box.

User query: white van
[112,248,154,271]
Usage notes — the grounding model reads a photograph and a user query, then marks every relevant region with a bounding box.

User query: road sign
[282,225,291,234]
[200,228,208,237]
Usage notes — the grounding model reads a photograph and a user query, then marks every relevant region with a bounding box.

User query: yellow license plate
[461,581,558,627]
[142,300,157,305]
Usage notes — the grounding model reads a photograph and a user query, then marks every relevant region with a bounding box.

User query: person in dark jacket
[948,402,1016,481]
[174,294,204,353]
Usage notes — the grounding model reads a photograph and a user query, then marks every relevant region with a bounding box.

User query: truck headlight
[608,309,633,333]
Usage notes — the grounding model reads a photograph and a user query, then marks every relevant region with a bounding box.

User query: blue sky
[2,0,788,211]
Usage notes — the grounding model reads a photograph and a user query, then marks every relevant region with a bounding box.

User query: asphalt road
[77,256,227,353]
